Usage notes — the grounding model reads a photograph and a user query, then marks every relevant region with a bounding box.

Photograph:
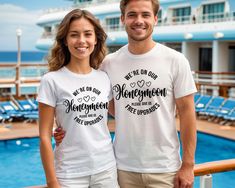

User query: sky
[0,0,73,51]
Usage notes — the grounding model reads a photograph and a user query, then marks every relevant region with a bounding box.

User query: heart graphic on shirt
[146,81,151,87]
[130,82,136,88]
[83,95,90,102]
[77,98,82,103]
[113,85,118,92]
[91,97,96,101]
[137,80,145,88]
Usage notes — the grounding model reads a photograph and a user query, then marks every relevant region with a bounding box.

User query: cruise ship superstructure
[36,0,235,73]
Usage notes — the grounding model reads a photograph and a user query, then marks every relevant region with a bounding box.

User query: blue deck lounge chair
[15,99,39,121]
[223,108,235,122]
[194,93,201,104]
[0,101,24,120]
[198,96,225,115]
[195,95,213,113]
[0,105,11,123]
[209,98,235,118]
[0,113,11,124]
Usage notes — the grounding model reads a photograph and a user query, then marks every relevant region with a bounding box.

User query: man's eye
[143,14,151,17]
[128,14,135,17]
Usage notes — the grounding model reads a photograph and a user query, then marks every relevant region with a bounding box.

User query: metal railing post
[200,174,212,188]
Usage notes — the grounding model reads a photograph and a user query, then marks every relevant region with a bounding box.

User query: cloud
[0,4,43,51]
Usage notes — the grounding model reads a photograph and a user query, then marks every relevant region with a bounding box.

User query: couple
[38,0,197,188]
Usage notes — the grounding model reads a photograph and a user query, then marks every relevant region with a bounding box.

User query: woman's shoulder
[41,68,64,81]
[93,69,110,80]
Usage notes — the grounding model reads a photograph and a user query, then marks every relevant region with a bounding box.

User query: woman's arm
[39,102,60,188]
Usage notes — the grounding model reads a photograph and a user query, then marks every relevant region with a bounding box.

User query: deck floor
[0,118,235,141]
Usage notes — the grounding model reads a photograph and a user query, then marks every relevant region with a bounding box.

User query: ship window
[172,7,191,23]
[199,48,212,71]
[106,17,120,31]
[157,10,162,24]
[202,2,225,22]
[229,46,235,72]
[75,0,92,3]
[45,26,51,32]
[43,26,52,37]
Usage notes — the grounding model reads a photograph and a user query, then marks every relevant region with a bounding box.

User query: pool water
[0,132,235,188]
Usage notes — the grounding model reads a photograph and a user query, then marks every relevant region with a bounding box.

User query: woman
[38,9,118,188]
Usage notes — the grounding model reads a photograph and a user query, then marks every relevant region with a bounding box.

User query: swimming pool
[0,132,234,188]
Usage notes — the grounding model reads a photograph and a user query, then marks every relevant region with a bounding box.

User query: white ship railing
[38,11,235,37]
[193,71,235,98]
[1,65,235,98]
[96,11,235,32]
[72,0,119,8]
[163,12,235,26]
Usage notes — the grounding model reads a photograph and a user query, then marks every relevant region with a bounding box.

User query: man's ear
[154,15,158,26]
[121,15,125,25]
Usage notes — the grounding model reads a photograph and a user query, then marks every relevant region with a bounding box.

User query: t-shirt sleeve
[108,81,113,101]
[173,55,197,99]
[99,55,110,73]
[37,75,57,107]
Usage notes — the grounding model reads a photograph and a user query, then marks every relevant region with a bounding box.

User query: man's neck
[128,39,156,55]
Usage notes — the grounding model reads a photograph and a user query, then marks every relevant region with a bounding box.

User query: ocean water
[0,51,47,62]
[0,51,48,95]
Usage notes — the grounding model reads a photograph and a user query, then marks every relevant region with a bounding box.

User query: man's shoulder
[157,43,186,60]
[157,43,182,55]
[102,45,127,67]
[106,45,126,60]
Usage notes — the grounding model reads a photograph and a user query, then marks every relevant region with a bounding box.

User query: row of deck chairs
[194,93,235,125]
[0,98,38,124]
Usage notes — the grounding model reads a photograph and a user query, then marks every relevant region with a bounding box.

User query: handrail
[0,63,47,68]
[194,158,235,177]
[194,71,235,75]
[27,159,235,188]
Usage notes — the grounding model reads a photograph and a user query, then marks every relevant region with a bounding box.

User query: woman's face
[66,17,97,63]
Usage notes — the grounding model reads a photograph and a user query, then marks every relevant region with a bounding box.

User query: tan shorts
[118,170,176,188]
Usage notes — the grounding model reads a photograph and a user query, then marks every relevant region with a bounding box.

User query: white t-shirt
[37,67,116,178]
[101,43,197,173]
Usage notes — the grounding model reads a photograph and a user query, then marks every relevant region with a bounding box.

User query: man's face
[121,0,157,42]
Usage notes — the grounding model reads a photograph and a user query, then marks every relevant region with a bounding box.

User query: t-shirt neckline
[124,43,159,59]
[62,66,95,78]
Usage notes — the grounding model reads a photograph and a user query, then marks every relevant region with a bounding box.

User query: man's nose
[135,15,144,24]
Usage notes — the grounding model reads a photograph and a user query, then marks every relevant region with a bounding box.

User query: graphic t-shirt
[37,67,116,178]
[101,43,197,173]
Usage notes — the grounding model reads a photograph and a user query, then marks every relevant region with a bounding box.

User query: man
[55,0,197,187]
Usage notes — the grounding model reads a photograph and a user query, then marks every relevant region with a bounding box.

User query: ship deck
[0,118,235,141]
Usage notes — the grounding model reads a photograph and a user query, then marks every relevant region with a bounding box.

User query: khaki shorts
[118,170,176,188]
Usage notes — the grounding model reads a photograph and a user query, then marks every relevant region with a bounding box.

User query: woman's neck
[66,60,92,74]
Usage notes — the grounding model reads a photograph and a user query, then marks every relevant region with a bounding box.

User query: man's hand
[174,164,194,188]
[53,127,65,146]
[47,179,61,188]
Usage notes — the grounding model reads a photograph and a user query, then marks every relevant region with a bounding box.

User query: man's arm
[108,99,115,117]
[174,94,197,188]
